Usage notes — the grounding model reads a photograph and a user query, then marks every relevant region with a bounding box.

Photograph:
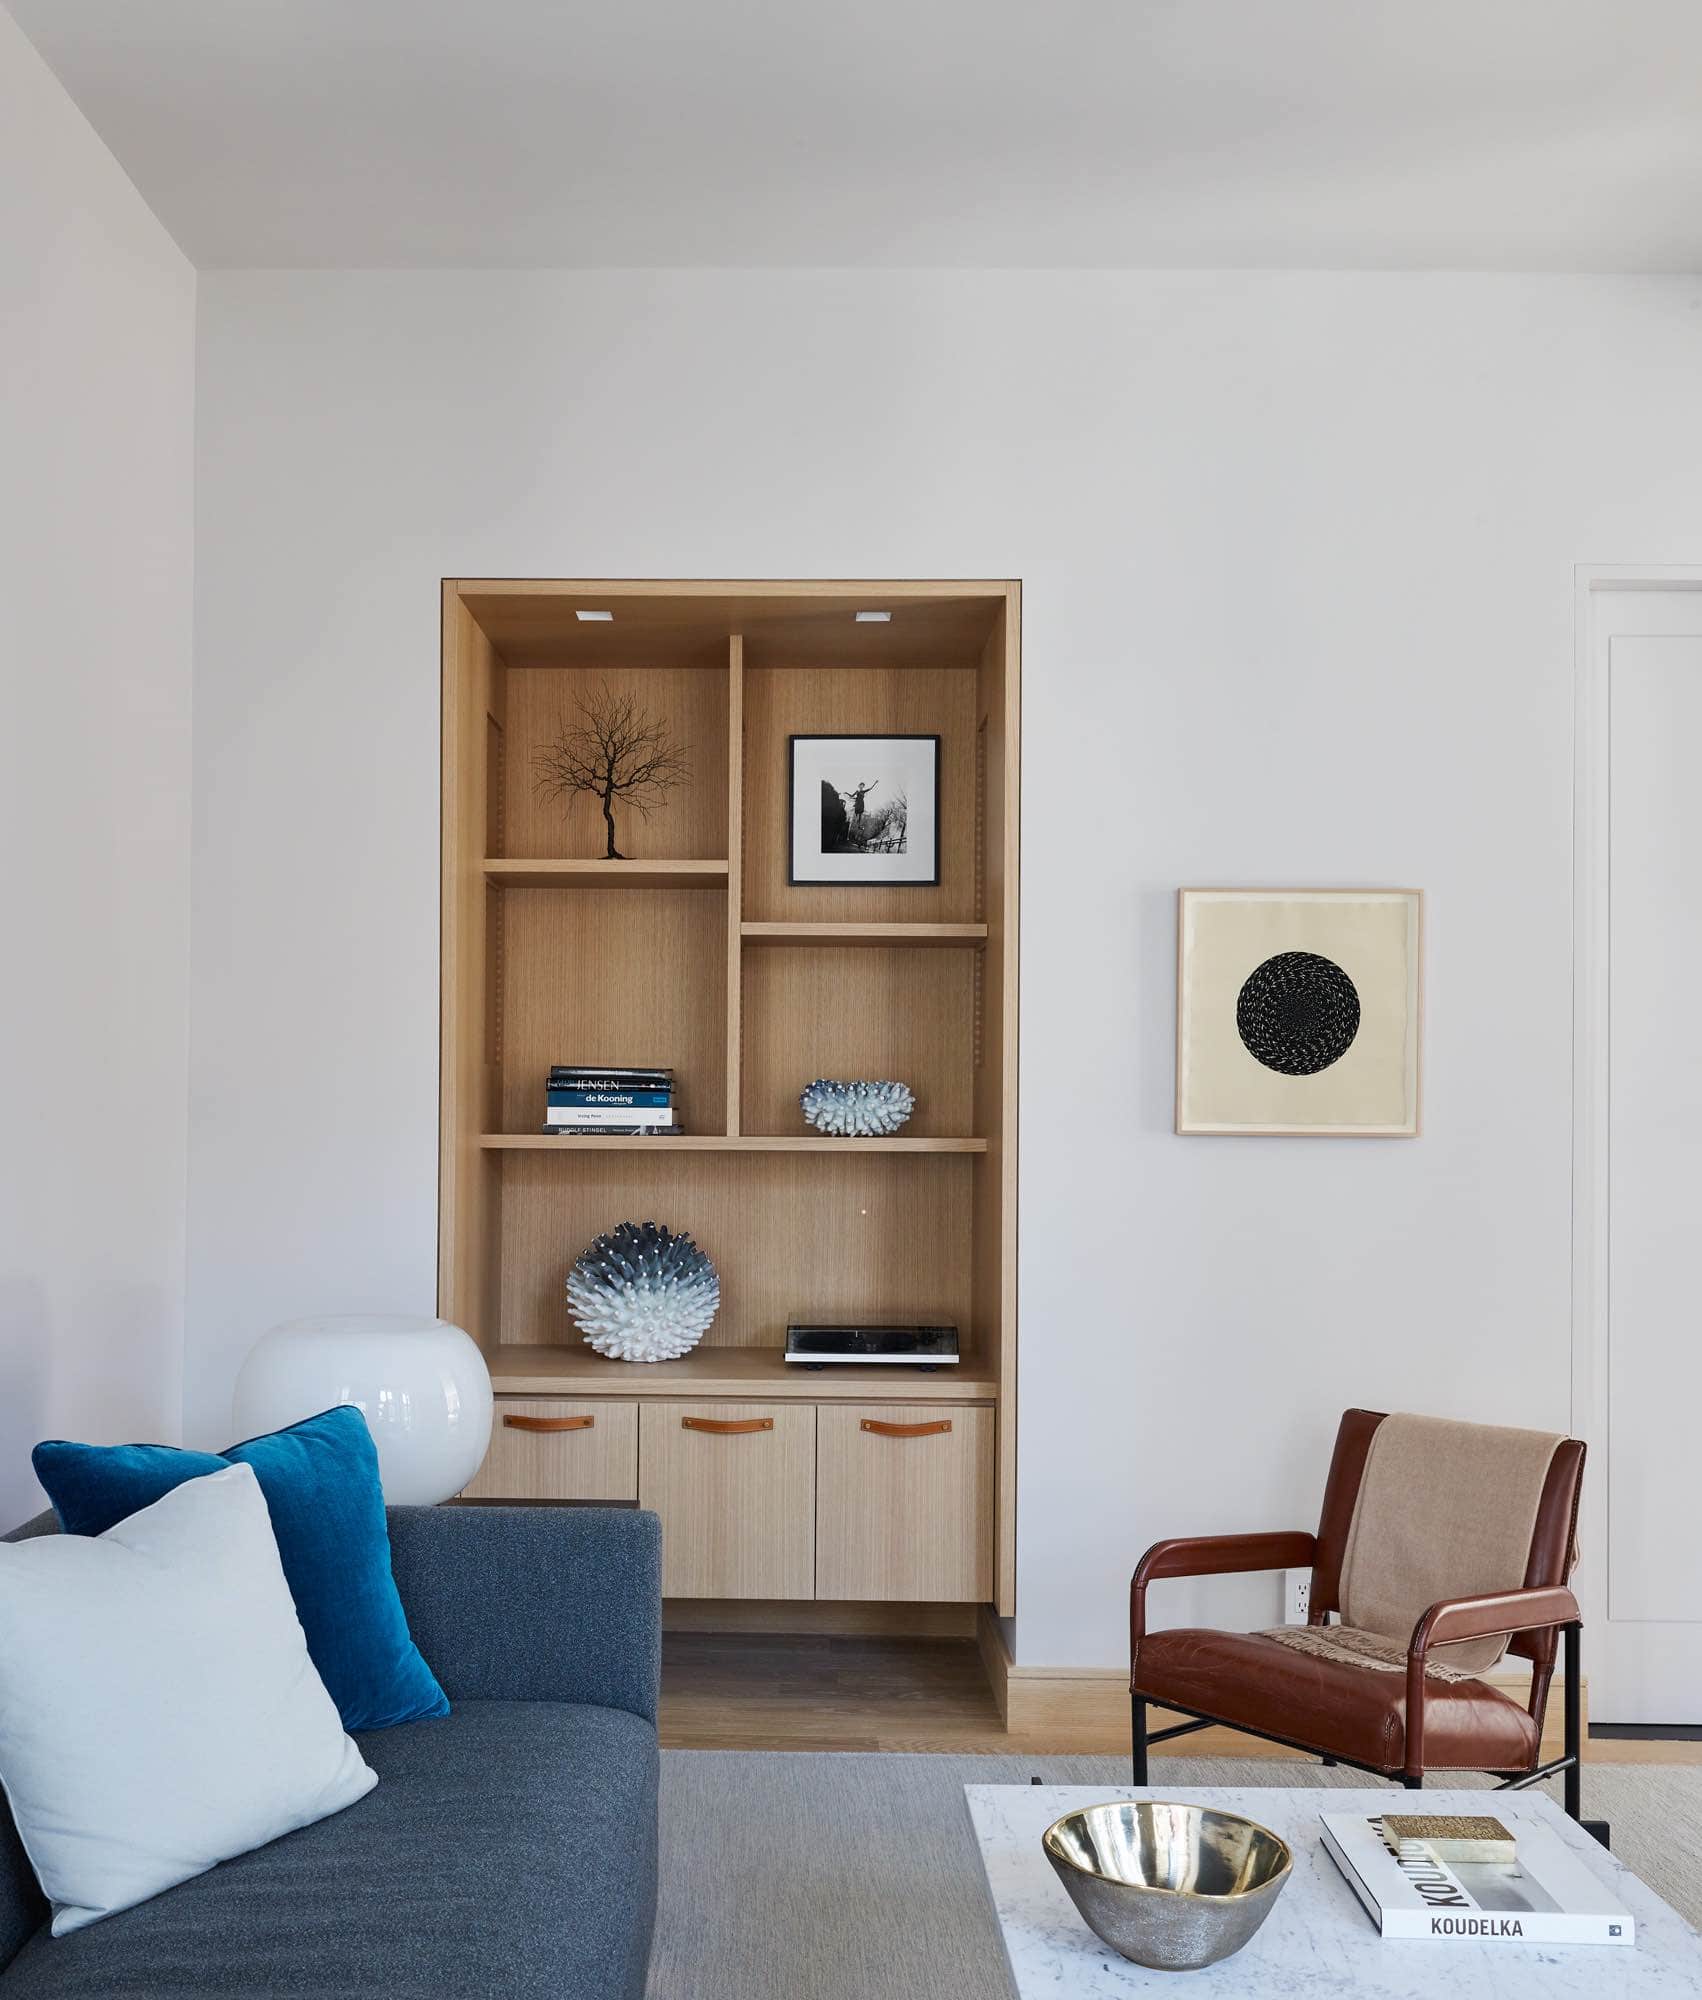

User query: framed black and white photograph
[788,734,940,886]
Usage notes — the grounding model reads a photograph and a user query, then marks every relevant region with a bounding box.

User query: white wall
[0,5,195,1525]
[190,269,1702,1663]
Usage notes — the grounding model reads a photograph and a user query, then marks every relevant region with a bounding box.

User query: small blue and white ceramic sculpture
[799,1078,917,1138]
[566,1221,720,1363]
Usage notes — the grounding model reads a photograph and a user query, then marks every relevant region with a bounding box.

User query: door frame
[1572,564,1702,1720]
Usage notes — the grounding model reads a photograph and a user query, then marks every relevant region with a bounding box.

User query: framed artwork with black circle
[788,733,941,886]
[1175,889,1423,1136]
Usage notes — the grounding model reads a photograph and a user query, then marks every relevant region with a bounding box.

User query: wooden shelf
[488,1343,996,1402]
[740,921,988,949]
[480,1133,988,1152]
[484,859,729,890]
[443,579,1019,1612]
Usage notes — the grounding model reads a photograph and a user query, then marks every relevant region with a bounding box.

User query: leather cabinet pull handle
[682,1416,774,1435]
[861,1419,952,1439]
[503,1413,594,1433]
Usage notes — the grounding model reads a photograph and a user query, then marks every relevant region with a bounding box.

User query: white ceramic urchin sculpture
[566,1220,720,1363]
[799,1077,916,1138]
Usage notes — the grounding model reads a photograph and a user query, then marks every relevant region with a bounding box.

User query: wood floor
[662,1632,1010,1753]
[659,1633,1702,1764]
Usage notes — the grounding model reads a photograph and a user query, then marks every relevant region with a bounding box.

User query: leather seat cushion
[1133,1628,1541,1773]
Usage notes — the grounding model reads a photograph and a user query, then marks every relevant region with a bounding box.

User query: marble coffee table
[965,1786,1702,1998]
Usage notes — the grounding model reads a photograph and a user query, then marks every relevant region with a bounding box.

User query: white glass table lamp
[232,1314,493,1505]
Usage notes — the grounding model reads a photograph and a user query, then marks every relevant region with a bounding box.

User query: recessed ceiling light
[855,610,891,623]
[575,609,614,622]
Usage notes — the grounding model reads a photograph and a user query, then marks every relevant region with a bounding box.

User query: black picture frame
[787,733,942,887]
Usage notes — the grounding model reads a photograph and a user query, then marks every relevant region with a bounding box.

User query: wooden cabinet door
[639,1402,815,1599]
[816,1404,994,1602]
[460,1398,638,1501]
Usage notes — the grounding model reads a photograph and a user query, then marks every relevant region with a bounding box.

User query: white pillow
[0,1461,376,1933]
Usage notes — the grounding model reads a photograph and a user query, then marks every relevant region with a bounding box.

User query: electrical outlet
[1284,1569,1311,1626]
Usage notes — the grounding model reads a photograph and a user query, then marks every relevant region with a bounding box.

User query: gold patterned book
[1380,1814,1517,1865]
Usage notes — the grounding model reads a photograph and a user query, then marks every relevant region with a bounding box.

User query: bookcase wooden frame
[440,579,1020,1614]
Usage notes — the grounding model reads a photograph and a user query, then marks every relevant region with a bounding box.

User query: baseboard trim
[663,1599,979,1638]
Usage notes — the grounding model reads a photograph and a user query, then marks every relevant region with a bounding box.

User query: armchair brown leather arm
[1403,1583,1581,1777]
[1410,1584,1580,1659]
[1130,1531,1317,1662]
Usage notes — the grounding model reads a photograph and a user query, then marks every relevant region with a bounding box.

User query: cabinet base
[662,1599,984,1638]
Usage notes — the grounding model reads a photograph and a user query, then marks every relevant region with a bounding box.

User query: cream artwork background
[1177,889,1422,1136]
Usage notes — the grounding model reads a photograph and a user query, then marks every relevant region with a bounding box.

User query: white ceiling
[13,0,1702,270]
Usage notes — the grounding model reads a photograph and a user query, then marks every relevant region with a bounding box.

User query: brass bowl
[1042,1800,1292,1972]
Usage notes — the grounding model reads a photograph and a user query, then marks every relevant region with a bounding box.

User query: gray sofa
[0,1505,662,1998]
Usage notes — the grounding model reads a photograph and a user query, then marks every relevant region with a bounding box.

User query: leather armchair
[1128,1410,1587,1819]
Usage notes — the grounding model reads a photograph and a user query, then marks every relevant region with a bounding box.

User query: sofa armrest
[386,1505,661,1725]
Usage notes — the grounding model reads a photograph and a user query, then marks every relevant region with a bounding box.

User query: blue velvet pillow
[32,1405,448,1732]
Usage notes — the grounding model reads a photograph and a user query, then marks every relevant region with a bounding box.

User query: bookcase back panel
[499,888,728,1135]
[740,945,976,1138]
[499,663,729,861]
[497,1151,973,1350]
[741,664,979,923]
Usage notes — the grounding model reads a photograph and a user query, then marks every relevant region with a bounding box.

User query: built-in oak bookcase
[440,581,1019,1613]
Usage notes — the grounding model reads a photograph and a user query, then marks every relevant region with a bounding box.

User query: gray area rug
[648,1753,1702,1999]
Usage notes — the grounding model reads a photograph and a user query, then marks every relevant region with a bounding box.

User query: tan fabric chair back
[1320,1416,1584,1680]
[1331,1412,1565,1672]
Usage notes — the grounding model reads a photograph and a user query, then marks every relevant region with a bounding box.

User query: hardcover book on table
[1319,1810,1633,1946]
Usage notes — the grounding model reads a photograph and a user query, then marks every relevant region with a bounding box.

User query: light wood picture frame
[1175,888,1423,1137]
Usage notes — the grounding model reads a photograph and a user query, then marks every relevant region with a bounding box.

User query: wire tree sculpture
[533,682,691,860]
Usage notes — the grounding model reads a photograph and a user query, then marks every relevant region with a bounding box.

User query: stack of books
[1320,1809,1633,1947]
[545,1066,677,1137]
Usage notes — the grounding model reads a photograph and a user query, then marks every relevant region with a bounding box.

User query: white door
[1576,574,1702,1721]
